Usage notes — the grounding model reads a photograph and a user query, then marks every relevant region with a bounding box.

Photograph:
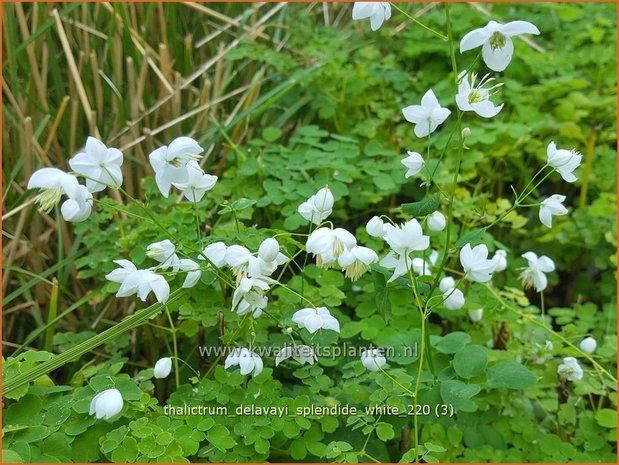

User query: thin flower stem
[390,2,448,41]
[164,306,180,389]
[272,280,317,309]
[171,356,200,377]
[378,365,416,398]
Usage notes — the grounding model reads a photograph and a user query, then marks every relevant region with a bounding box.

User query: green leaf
[486,360,538,390]
[402,193,440,217]
[376,423,395,441]
[262,127,282,142]
[434,332,471,354]
[455,228,485,247]
[373,271,391,323]
[453,345,488,379]
[207,425,236,452]
[440,380,480,412]
[595,409,617,428]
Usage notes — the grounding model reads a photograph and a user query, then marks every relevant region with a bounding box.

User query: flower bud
[462,127,471,138]
[579,336,597,354]
[491,249,508,272]
[439,276,456,293]
[200,242,227,268]
[285,327,293,335]
[468,308,483,322]
[258,238,280,262]
[153,357,173,379]
[427,211,446,232]
[312,187,334,212]
[89,388,124,420]
[444,288,465,310]
[366,216,386,238]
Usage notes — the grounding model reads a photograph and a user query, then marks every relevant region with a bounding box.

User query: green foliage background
[2,2,617,463]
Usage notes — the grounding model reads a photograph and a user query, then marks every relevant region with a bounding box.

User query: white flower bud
[579,337,597,354]
[366,216,386,238]
[427,211,446,232]
[89,388,124,420]
[360,349,386,372]
[444,288,465,310]
[439,276,456,293]
[153,357,173,379]
[468,308,483,322]
[258,238,280,262]
[491,249,508,272]
[462,127,471,138]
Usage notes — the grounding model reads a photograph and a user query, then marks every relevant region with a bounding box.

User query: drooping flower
[546,142,582,183]
[579,336,597,354]
[298,187,334,225]
[519,251,555,292]
[337,245,378,281]
[275,345,317,366]
[306,227,356,268]
[366,216,387,238]
[360,348,386,372]
[232,277,270,318]
[153,357,172,379]
[224,245,254,276]
[468,308,483,322]
[200,242,228,268]
[292,307,340,334]
[384,220,430,256]
[258,238,280,262]
[401,151,425,178]
[171,160,217,202]
[539,194,568,228]
[456,72,503,118]
[557,357,583,381]
[491,249,508,272]
[402,89,451,138]
[89,388,123,420]
[178,259,201,288]
[459,243,496,283]
[69,137,123,192]
[60,185,93,222]
[147,240,180,270]
[352,2,391,31]
[105,259,170,304]
[148,136,204,197]
[28,167,81,214]
[224,348,263,377]
[460,20,540,72]
[439,276,464,310]
[427,211,446,232]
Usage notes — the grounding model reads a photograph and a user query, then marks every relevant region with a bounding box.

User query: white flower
[411,258,431,276]
[443,287,465,310]
[427,211,446,232]
[379,252,412,282]
[384,219,430,255]
[292,307,340,334]
[306,227,356,268]
[460,20,540,72]
[298,187,334,225]
[178,259,201,288]
[60,185,93,222]
[539,194,568,228]
[401,151,425,178]
[491,250,508,272]
[171,160,217,202]
[360,348,386,372]
[459,243,496,283]
[232,277,270,318]
[69,137,123,192]
[224,348,263,377]
[275,345,317,366]
[200,242,228,268]
[579,337,597,354]
[402,89,451,138]
[258,238,280,262]
[337,245,378,281]
[148,137,204,197]
[366,216,387,238]
[520,251,555,292]
[89,388,123,420]
[456,72,503,118]
[557,357,583,382]
[147,239,179,270]
[105,260,170,304]
[468,308,484,322]
[352,2,391,31]
[153,357,172,379]
[439,277,456,293]
[224,245,253,271]
[546,142,582,183]
[28,167,82,214]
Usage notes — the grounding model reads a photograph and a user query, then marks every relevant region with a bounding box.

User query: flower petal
[460,27,489,52]
[481,37,514,72]
[501,20,540,37]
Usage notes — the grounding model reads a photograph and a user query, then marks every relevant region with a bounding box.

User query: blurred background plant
[2,2,617,463]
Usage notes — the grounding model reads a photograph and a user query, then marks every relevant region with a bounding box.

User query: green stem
[164,306,180,389]
[390,2,448,41]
